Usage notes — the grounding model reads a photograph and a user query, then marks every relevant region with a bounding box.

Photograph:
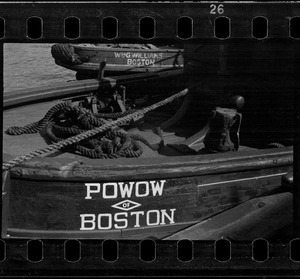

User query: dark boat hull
[2,144,292,239]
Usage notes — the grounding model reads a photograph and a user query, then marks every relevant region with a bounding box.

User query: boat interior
[3,77,294,164]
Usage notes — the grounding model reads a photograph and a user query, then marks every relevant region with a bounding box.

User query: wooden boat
[2,71,294,241]
[3,28,297,240]
[51,43,184,79]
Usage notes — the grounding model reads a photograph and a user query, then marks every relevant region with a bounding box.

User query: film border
[0,1,299,276]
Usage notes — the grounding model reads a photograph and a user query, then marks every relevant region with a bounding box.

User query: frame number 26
[210,4,225,15]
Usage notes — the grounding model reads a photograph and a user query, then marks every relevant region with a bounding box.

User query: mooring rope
[51,44,90,65]
[2,88,189,172]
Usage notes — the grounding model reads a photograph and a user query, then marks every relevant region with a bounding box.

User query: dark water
[4,43,76,94]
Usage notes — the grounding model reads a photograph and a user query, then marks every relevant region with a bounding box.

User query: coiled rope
[51,44,90,65]
[3,88,189,172]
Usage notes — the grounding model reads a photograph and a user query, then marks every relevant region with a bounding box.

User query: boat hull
[2,147,293,239]
[54,44,184,77]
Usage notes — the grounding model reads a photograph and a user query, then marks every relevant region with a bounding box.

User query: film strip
[1,1,300,276]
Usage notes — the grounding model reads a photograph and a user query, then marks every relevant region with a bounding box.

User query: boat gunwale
[70,44,183,53]
[5,147,293,181]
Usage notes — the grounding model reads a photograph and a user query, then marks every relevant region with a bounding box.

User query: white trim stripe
[197,172,287,188]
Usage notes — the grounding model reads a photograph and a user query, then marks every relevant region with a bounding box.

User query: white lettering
[84,180,166,199]
[80,208,176,230]
[130,211,144,228]
[114,212,128,229]
[97,213,112,229]
[150,180,166,196]
[114,52,121,58]
[160,209,176,225]
[126,58,156,66]
[114,52,132,59]
[102,183,118,199]
[123,202,130,208]
[118,182,135,198]
[85,183,100,200]
[80,214,96,230]
[146,210,160,226]
[135,181,149,197]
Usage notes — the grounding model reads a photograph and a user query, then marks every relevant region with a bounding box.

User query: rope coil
[3,88,189,172]
[51,44,90,65]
